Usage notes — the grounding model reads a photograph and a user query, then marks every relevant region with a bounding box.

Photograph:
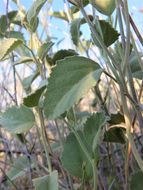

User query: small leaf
[44,56,102,119]
[103,125,126,144]
[27,0,47,27]
[49,11,68,21]
[0,38,23,60]
[0,16,7,34]
[38,41,54,60]
[92,20,120,47]
[6,31,25,41]
[84,112,107,152]
[70,18,82,46]
[33,170,58,190]
[108,112,125,125]
[23,72,39,91]
[0,105,35,134]
[130,52,143,80]
[0,11,18,35]
[23,85,46,107]
[52,49,78,65]
[6,156,35,181]
[130,171,143,190]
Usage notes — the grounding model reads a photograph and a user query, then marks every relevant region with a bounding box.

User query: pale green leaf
[49,11,68,21]
[70,18,82,46]
[27,0,47,26]
[33,170,58,190]
[0,38,23,60]
[23,72,39,91]
[0,105,35,134]
[6,156,35,181]
[38,41,54,60]
[44,56,102,119]
[61,131,92,179]
[61,112,106,178]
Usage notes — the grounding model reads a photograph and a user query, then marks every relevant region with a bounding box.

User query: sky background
[0,0,143,48]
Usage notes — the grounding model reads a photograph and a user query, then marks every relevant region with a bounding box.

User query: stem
[35,108,52,173]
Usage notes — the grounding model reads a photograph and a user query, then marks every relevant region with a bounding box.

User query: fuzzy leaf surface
[44,56,102,119]
[92,20,120,47]
[33,171,58,190]
[0,38,22,60]
[0,105,35,134]
[27,0,46,26]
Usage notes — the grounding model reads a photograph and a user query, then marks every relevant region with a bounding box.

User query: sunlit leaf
[38,41,54,60]
[23,72,39,91]
[27,0,47,28]
[0,38,23,60]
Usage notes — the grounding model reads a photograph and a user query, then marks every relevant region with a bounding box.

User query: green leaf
[61,112,106,178]
[0,16,7,34]
[38,41,54,60]
[0,11,18,35]
[103,125,126,144]
[33,170,58,190]
[0,38,23,60]
[52,49,78,65]
[130,171,143,190]
[6,31,25,41]
[23,72,39,91]
[108,112,125,125]
[84,112,107,152]
[70,18,82,46]
[27,0,47,27]
[0,105,35,134]
[6,156,35,181]
[23,85,46,107]
[44,56,102,119]
[49,11,68,21]
[92,20,120,47]
[61,131,92,179]
[130,52,143,80]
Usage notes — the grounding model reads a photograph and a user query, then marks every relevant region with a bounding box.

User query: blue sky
[0,0,143,47]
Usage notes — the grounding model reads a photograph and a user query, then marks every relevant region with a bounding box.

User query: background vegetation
[0,0,143,189]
